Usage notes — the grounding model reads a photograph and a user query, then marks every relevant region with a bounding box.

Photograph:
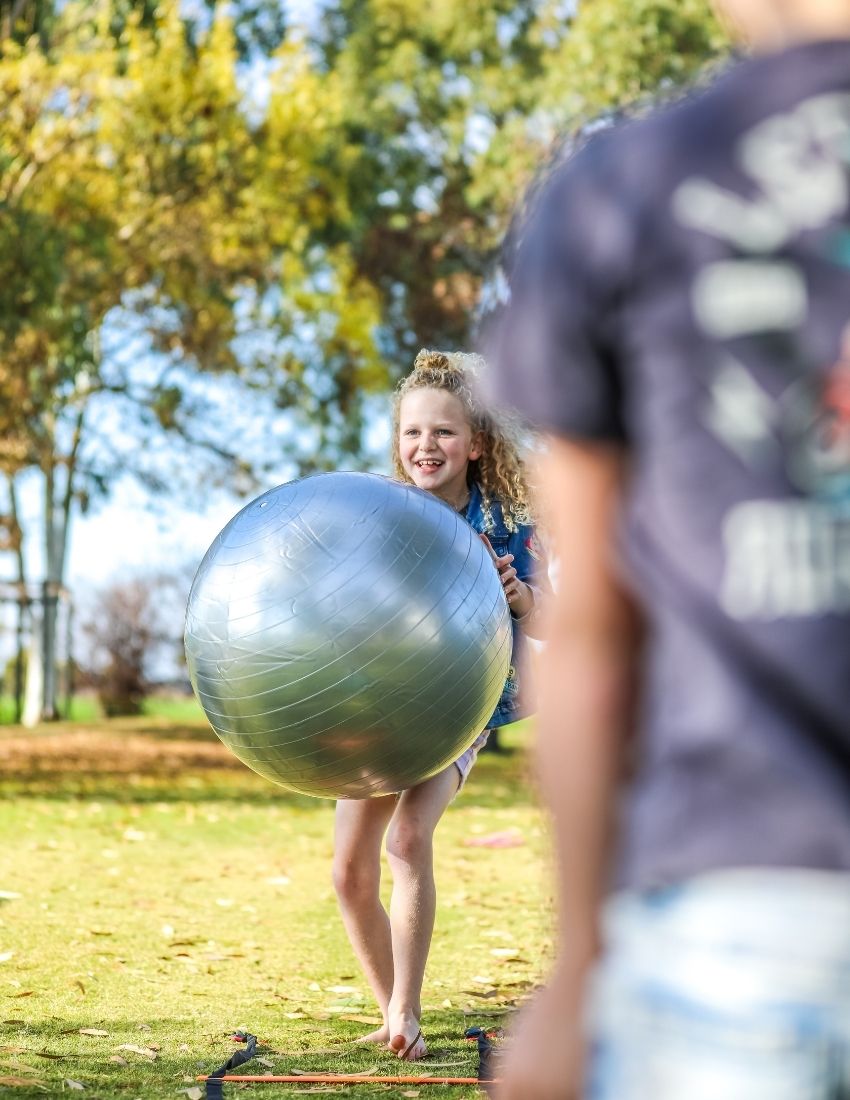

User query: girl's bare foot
[389,1017,427,1061]
[355,1025,389,1044]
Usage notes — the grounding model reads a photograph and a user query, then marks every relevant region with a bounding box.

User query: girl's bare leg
[332,794,398,1041]
[385,766,460,1060]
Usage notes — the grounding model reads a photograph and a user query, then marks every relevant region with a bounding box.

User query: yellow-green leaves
[544,0,729,122]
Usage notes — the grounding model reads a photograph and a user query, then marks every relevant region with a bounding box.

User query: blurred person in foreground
[488,1,850,1097]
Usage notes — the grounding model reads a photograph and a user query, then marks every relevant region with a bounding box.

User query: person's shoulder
[544,56,748,197]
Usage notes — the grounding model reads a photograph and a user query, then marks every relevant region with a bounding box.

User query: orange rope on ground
[198,1073,494,1085]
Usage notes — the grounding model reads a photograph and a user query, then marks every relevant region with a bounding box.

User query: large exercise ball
[184,472,512,798]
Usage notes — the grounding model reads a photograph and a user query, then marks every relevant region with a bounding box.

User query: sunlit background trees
[0,0,728,720]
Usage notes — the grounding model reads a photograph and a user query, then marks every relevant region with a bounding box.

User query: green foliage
[0,0,731,625]
[0,0,730,487]
[309,0,550,367]
[191,0,288,59]
[0,0,284,56]
[543,0,729,121]
[302,0,729,383]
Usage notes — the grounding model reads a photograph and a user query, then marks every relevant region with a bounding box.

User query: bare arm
[495,436,640,1100]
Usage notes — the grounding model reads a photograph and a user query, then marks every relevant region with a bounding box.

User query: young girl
[331,349,549,1062]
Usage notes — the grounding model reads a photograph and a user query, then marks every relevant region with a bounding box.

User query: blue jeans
[586,869,850,1100]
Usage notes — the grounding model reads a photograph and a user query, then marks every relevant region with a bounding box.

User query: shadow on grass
[4,715,220,743]
[0,718,538,809]
[0,767,537,810]
[2,1011,501,1098]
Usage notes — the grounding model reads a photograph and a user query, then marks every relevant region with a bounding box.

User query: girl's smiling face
[398,387,482,507]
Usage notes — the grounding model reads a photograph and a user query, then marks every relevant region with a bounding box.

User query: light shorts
[453,729,491,790]
[585,868,850,1100]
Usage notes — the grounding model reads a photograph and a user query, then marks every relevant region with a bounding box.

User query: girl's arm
[482,532,549,636]
[494,435,640,1100]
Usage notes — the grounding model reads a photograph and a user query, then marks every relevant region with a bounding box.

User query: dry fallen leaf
[78,1029,108,1038]
[294,1046,350,1056]
[63,1079,85,1090]
[339,1015,382,1025]
[0,1075,45,1087]
[116,1044,157,1061]
[108,1056,127,1066]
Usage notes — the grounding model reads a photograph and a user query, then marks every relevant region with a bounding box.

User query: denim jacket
[463,482,550,729]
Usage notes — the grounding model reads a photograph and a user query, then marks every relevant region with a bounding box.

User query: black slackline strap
[465,1025,498,1089]
[204,1026,496,1094]
[205,1031,257,1099]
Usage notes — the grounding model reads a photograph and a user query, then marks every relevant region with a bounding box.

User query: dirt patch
[0,729,241,775]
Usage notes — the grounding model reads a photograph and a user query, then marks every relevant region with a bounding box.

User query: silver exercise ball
[184,472,512,798]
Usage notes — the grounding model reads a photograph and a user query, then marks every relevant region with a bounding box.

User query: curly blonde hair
[391,349,533,532]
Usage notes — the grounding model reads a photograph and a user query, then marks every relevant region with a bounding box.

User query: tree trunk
[6,479,29,725]
[40,578,59,720]
[37,406,81,721]
[22,602,43,728]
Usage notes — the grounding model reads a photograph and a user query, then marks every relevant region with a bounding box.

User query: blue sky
[59,407,393,592]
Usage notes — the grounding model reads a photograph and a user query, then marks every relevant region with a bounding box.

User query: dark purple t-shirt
[491,40,850,890]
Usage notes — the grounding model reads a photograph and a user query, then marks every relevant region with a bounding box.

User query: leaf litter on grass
[0,717,544,1098]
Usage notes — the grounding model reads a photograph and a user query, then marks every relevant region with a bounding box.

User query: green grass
[140,696,205,723]
[0,718,553,1097]
[0,694,203,725]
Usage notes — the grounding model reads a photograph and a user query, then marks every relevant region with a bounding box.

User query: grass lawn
[0,695,207,726]
[0,716,553,1098]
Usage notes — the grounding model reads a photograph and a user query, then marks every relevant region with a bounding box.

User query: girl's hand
[479,536,534,617]
[494,552,525,604]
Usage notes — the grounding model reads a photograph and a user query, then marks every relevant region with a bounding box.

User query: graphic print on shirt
[674,93,850,620]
